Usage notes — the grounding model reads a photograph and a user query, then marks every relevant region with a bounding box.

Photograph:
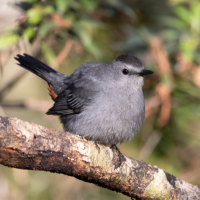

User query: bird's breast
[62,86,145,146]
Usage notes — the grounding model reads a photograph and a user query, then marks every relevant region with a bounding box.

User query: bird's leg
[93,141,101,153]
[110,144,122,155]
[110,144,126,169]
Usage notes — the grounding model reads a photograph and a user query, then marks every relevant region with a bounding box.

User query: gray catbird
[15,54,153,147]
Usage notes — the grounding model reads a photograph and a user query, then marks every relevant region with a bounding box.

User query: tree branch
[0,116,199,200]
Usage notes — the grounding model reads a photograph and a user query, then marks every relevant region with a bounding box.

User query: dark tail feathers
[15,53,66,95]
[15,53,57,81]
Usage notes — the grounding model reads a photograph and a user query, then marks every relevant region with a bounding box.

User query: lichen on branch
[0,116,199,200]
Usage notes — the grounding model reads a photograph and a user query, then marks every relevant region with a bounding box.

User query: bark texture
[0,116,199,200]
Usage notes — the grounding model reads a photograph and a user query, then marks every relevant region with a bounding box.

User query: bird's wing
[46,77,98,116]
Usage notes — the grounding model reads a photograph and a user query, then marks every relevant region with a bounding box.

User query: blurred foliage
[0,0,200,199]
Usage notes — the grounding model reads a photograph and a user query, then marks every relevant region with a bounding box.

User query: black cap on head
[115,54,143,68]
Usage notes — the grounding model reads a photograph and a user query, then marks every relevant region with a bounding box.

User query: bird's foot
[111,144,126,169]
[93,141,101,153]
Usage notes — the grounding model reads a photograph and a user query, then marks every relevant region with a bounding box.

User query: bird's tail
[15,53,66,95]
[15,53,59,81]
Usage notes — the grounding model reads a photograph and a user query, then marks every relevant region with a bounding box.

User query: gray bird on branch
[15,54,153,151]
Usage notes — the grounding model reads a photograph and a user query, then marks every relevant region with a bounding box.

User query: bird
[15,53,153,148]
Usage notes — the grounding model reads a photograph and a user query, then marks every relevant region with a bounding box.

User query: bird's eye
[122,68,129,75]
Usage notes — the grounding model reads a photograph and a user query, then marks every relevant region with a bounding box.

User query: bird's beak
[139,69,154,76]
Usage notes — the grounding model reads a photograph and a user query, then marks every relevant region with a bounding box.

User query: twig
[149,37,172,127]
[0,116,199,200]
[155,83,171,127]
[0,100,53,112]
[0,49,15,75]
[139,131,162,160]
[149,37,173,77]
[145,95,160,119]
[1,100,53,112]
[51,14,71,28]
[52,39,73,68]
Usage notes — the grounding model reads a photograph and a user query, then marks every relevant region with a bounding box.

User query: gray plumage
[15,53,153,146]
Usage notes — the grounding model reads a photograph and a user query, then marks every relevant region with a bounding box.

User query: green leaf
[77,29,100,57]
[41,42,56,65]
[163,17,187,29]
[191,0,200,18]
[55,0,68,14]
[162,29,180,40]
[179,38,197,60]
[43,5,54,14]
[190,1,200,32]
[78,18,104,29]
[27,0,37,2]
[23,27,35,40]
[0,34,18,50]
[79,0,98,12]
[38,22,56,38]
[27,7,43,24]
[174,6,190,24]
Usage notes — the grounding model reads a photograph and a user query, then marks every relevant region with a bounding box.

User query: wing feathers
[46,92,83,116]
